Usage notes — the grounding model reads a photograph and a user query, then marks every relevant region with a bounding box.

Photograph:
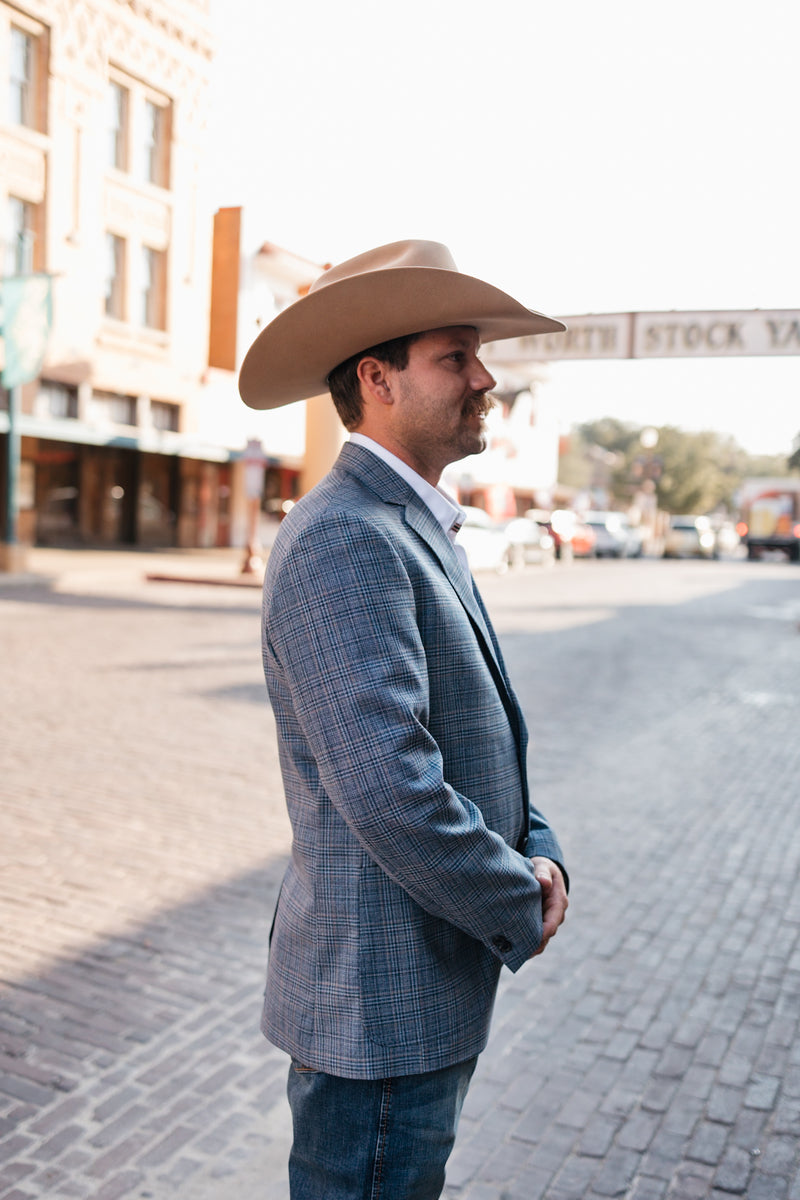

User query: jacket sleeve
[263,509,559,971]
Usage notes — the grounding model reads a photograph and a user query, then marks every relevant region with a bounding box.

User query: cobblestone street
[1,549,799,1200]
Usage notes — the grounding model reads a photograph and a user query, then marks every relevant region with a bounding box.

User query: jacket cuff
[489,929,535,974]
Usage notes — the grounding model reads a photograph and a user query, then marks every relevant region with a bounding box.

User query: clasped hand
[529,857,568,958]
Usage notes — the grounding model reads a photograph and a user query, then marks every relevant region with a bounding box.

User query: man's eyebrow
[443,331,479,350]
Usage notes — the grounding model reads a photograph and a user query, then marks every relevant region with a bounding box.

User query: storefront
[2,433,234,550]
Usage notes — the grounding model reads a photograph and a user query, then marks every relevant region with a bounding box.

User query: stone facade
[0,0,234,548]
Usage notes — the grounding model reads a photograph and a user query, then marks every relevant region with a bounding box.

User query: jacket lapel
[335,443,506,680]
[402,491,528,817]
[402,500,496,647]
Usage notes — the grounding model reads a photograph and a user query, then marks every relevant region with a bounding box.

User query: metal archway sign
[486,310,800,364]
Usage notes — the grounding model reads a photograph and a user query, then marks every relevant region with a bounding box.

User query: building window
[39,381,78,419]
[107,80,128,169]
[139,245,166,329]
[9,25,37,128]
[104,233,126,318]
[151,400,179,431]
[4,197,36,276]
[95,390,137,426]
[140,98,169,186]
[106,70,171,188]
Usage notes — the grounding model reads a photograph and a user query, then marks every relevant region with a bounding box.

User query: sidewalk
[0,544,266,593]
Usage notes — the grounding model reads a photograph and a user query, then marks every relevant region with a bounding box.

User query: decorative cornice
[118,0,214,61]
[48,0,213,128]
[50,0,214,76]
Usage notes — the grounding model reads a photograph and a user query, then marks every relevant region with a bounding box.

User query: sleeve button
[491,935,513,954]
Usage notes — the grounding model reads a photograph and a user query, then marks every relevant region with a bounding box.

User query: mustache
[462,392,497,419]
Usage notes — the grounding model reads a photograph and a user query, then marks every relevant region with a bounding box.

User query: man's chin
[456,433,487,460]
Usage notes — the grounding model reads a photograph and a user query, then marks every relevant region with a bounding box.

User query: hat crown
[310,240,458,294]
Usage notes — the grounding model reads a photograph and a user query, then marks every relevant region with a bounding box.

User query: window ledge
[0,120,50,151]
[98,320,170,355]
[105,167,173,199]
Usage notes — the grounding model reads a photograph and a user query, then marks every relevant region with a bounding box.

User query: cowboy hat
[238,239,566,410]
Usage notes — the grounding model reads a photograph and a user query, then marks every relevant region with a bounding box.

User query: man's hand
[530,857,568,958]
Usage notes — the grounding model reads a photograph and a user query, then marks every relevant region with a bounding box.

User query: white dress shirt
[348,433,470,573]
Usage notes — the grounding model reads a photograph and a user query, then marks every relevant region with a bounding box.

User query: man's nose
[471,355,496,392]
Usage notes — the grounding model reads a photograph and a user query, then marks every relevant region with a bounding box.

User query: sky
[205,0,799,457]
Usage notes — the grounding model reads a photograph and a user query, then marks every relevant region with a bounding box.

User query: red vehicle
[738,479,800,562]
[571,519,598,558]
[526,509,597,560]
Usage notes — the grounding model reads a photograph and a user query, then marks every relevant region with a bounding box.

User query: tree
[556,428,593,491]
[561,418,795,515]
[653,427,733,514]
[573,418,642,507]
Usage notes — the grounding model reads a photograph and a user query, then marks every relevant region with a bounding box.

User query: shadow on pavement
[0,857,289,1199]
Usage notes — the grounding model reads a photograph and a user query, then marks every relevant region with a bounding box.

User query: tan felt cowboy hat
[238,239,566,410]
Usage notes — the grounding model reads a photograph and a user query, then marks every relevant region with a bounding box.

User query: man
[239,241,569,1199]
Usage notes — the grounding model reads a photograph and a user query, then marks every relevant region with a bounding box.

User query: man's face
[385,327,497,483]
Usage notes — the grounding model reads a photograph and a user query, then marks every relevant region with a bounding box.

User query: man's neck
[350,427,442,488]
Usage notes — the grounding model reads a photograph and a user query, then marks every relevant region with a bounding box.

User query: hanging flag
[1,273,53,389]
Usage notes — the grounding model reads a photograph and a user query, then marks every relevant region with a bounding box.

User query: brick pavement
[1,551,799,1199]
[1,550,291,1199]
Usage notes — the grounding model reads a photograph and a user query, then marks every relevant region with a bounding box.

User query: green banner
[1,273,53,389]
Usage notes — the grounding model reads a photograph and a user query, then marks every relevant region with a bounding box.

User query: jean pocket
[291,1059,319,1074]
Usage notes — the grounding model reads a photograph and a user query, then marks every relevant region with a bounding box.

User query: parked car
[663,515,716,559]
[526,509,596,560]
[581,512,629,558]
[458,506,511,573]
[498,517,556,568]
[570,518,598,558]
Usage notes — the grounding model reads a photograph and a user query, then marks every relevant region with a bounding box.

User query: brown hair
[326,332,423,430]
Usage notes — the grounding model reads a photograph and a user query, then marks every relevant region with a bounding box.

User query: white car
[498,517,556,568]
[457,507,511,573]
[581,512,629,558]
[663,515,716,558]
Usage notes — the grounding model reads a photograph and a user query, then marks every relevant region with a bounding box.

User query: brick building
[0,0,235,549]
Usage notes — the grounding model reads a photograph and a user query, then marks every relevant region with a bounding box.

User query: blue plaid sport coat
[260,441,565,1079]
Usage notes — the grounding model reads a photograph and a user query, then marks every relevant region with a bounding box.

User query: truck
[737,477,800,562]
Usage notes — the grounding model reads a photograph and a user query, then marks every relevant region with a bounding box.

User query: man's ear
[357,357,393,406]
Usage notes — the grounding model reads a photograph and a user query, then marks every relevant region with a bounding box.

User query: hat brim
[238,266,566,410]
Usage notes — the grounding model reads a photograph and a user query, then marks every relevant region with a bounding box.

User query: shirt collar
[348,433,465,540]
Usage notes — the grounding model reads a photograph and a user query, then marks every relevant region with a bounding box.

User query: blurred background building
[203,208,336,545]
[0,0,328,552]
[0,0,565,552]
[0,0,229,548]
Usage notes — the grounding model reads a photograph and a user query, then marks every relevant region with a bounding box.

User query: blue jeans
[286,1056,478,1199]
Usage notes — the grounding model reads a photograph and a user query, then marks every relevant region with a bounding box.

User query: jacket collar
[334,442,500,662]
[348,433,464,536]
[335,440,413,507]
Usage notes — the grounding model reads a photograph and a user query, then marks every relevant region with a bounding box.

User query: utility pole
[0,266,53,571]
[4,383,21,546]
